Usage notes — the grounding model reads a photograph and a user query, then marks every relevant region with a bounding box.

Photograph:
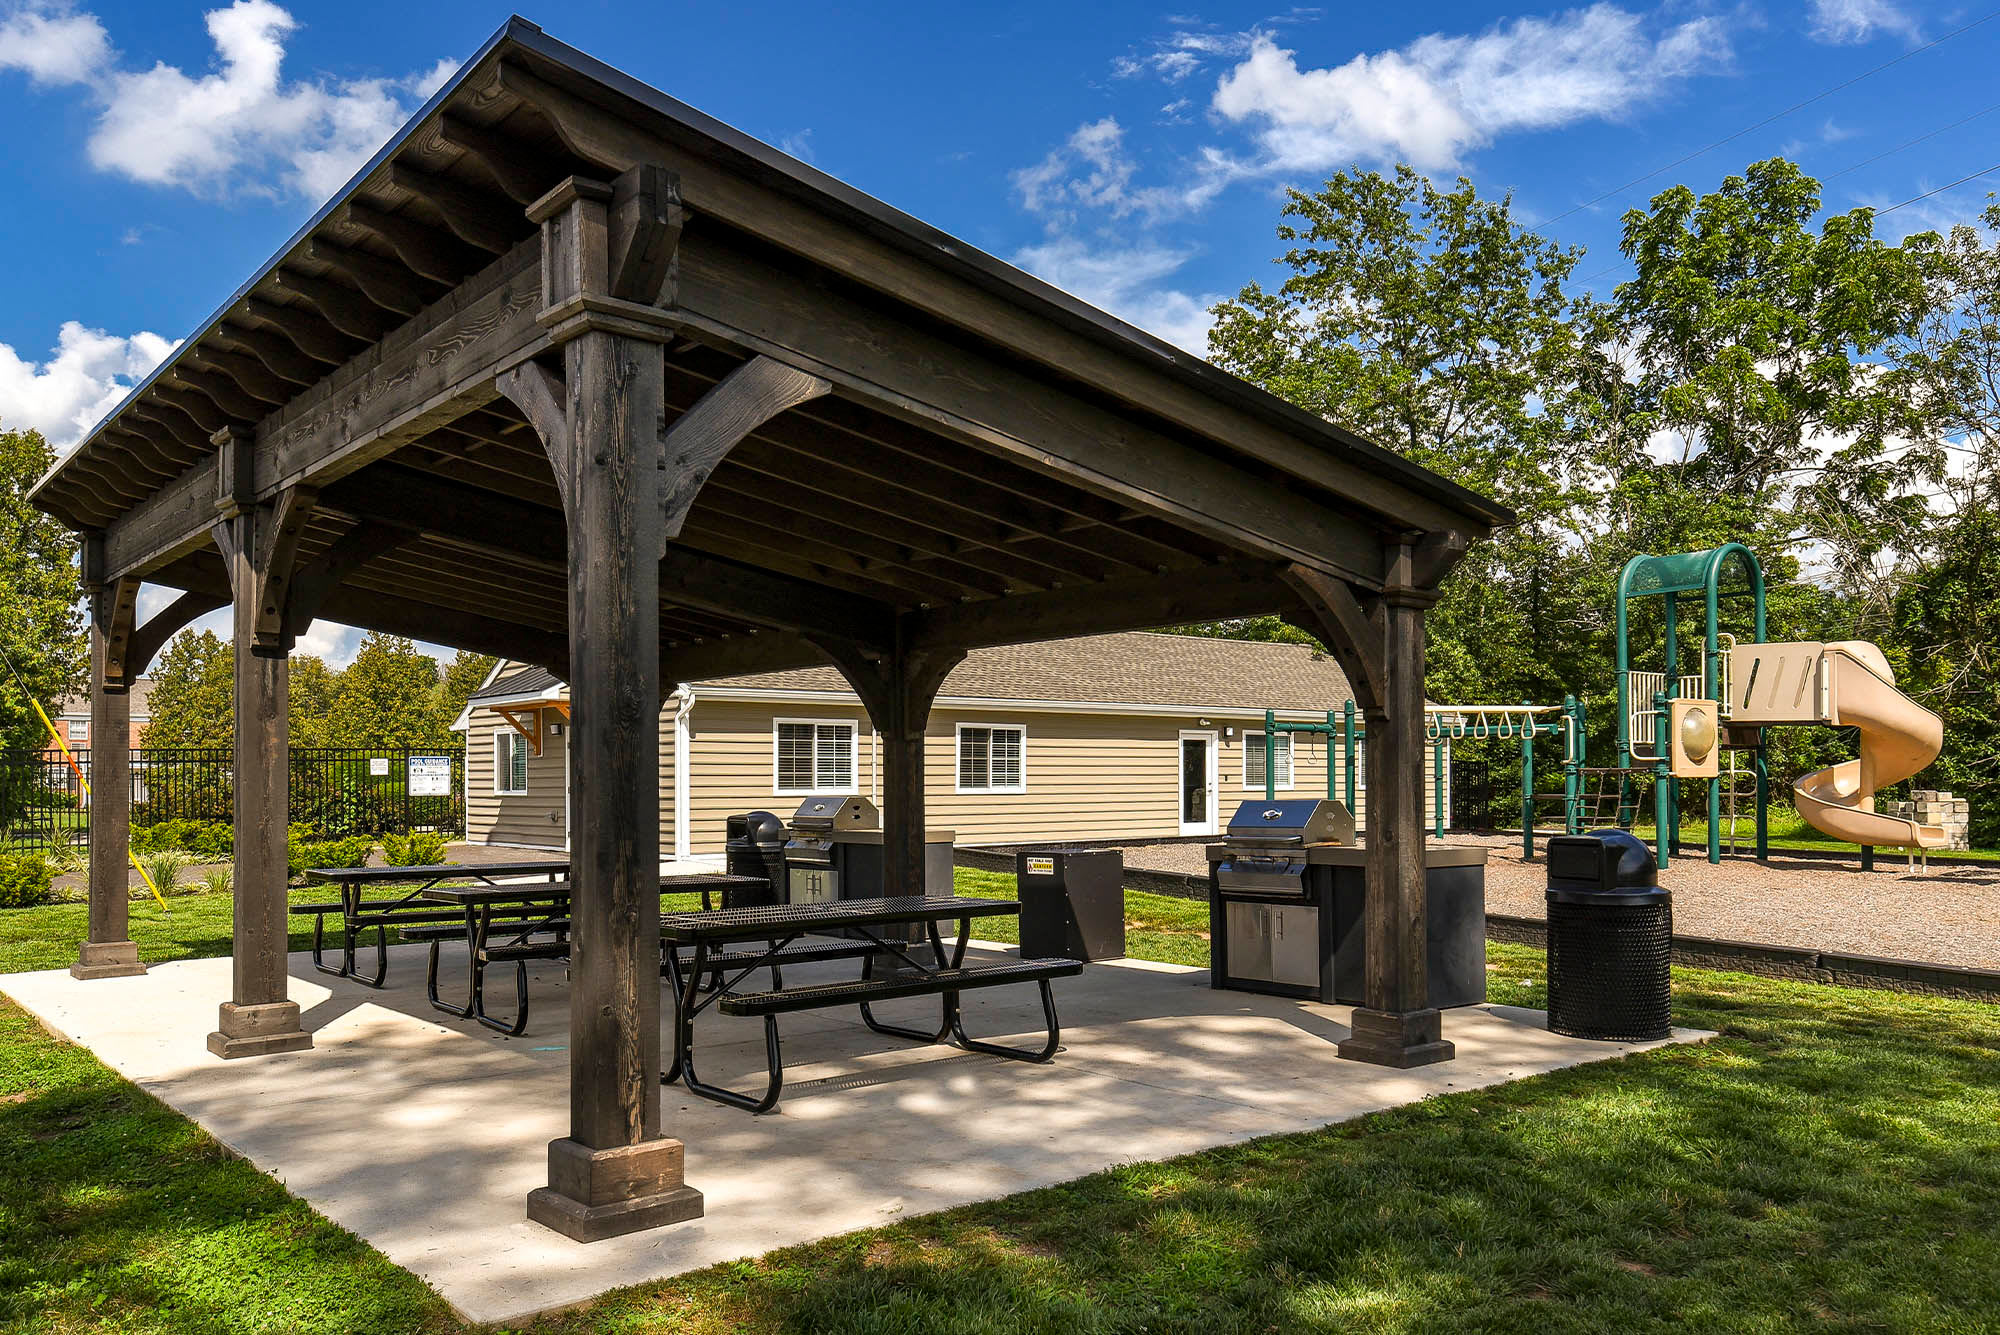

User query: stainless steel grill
[1213,798,1356,899]
[782,795,880,904]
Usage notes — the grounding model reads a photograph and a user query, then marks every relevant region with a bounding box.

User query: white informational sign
[369,757,390,777]
[408,755,453,797]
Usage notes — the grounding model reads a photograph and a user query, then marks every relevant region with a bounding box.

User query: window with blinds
[957,724,1025,792]
[1244,731,1294,789]
[494,730,529,795]
[775,720,856,794]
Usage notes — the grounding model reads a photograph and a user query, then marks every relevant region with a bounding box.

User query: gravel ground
[1098,834,2000,970]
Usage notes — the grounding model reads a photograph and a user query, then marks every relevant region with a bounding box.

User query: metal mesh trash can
[723,811,786,908]
[1544,829,1671,1041]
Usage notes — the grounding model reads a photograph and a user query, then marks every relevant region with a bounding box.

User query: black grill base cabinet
[1207,844,1488,1008]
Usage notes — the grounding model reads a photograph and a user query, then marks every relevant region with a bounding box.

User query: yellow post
[26,694,168,910]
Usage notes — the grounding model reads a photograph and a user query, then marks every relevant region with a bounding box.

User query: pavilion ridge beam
[72,545,145,981]
[658,354,827,551]
[505,168,703,1242]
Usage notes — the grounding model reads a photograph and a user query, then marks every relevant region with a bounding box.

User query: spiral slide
[1791,641,1949,850]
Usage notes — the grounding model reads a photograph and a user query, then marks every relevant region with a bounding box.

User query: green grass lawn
[2,875,1998,1331]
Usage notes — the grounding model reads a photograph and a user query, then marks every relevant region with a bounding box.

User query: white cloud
[1807,0,1920,45]
[0,1,458,201]
[0,321,177,451]
[0,1,106,83]
[1012,235,1220,355]
[1212,6,1728,174]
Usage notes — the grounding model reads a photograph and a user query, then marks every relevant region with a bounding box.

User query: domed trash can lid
[1545,829,1666,906]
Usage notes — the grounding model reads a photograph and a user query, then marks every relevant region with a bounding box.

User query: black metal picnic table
[417,874,771,1034]
[297,859,569,987]
[659,896,1082,1113]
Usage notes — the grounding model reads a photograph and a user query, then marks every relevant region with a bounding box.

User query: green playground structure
[1262,697,1588,858]
[1614,542,1771,869]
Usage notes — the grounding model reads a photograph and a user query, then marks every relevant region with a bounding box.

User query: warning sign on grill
[1025,856,1055,876]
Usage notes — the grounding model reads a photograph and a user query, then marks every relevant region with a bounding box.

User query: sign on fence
[407,755,453,797]
[369,757,390,777]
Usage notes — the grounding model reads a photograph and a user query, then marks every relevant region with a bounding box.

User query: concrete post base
[70,940,146,980]
[206,1000,313,1059]
[1337,1006,1455,1068]
[527,1136,705,1242]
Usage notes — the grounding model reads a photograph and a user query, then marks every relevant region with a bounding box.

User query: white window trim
[772,717,860,797]
[954,721,1028,795]
[1242,730,1296,792]
[494,729,528,796]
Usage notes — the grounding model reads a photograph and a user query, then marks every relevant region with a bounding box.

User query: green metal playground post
[1343,701,1357,813]
[1520,700,1535,858]
[1653,690,1672,869]
[1263,708,1277,801]
[1432,735,1446,839]
[1754,747,1770,861]
[1563,694,1584,835]
[1325,710,1338,802]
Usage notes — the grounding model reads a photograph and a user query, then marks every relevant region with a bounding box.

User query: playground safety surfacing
[1,945,1708,1324]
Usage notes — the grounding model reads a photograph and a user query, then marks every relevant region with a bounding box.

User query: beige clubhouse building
[456,632,1452,856]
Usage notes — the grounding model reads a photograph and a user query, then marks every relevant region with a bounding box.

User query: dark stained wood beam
[342,201,473,282]
[125,589,227,679]
[165,367,266,421]
[904,559,1289,652]
[273,270,394,341]
[304,239,428,316]
[439,112,557,204]
[234,296,352,365]
[212,325,321,384]
[657,354,827,547]
[1280,563,1385,715]
[388,162,522,253]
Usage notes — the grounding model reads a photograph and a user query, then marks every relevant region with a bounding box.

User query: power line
[1877,162,2000,216]
[1541,7,2000,228]
[1824,100,2000,182]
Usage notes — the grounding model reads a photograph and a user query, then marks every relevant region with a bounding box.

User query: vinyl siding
[464,696,1451,853]
[464,708,568,850]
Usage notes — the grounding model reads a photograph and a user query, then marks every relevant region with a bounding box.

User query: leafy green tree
[141,630,233,748]
[1204,166,1619,710]
[324,633,447,747]
[0,425,86,752]
[436,650,497,734]
[288,655,338,748]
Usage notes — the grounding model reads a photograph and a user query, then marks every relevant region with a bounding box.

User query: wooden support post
[504,170,703,1242]
[1284,537,1461,1069]
[206,433,312,1059]
[72,546,144,980]
[813,636,964,902]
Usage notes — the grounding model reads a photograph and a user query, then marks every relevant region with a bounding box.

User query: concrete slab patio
[2,944,1708,1324]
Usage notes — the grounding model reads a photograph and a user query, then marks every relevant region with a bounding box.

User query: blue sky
[2,0,1996,662]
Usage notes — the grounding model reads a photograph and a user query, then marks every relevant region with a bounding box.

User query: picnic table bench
[661,896,1082,1113]
[293,859,569,987]
[416,874,769,1034]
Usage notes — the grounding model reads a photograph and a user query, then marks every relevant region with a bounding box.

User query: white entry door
[1178,731,1219,836]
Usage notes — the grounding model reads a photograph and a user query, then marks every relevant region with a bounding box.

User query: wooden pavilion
[29,18,1510,1240]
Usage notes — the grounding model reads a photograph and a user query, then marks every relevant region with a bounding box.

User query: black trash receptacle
[1016,848,1125,962]
[1544,829,1671,1041]
[723,810,786,908]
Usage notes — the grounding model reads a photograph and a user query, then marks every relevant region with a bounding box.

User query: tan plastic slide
[1792,641,1949,850]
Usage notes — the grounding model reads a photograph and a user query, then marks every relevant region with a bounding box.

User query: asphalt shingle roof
[706,632,1356,713]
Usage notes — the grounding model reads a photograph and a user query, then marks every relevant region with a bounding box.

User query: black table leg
[428,904,478,1020]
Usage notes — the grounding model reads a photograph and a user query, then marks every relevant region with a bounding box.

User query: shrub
[44,839,85,878]
[137,849,195,897]
[0,854,54,909]
[381,830,450,867]
[131,820,232,859]
[289,835,374,880]
[200,867,233,896]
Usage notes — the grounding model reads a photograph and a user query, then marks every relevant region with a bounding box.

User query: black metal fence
[0,746,465,852]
